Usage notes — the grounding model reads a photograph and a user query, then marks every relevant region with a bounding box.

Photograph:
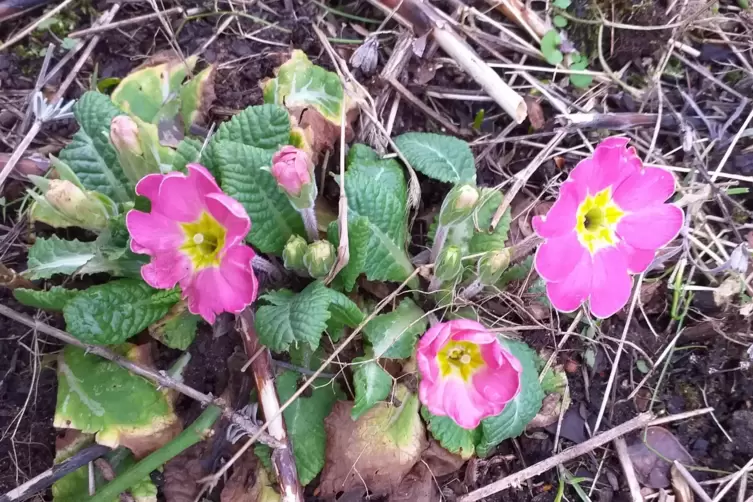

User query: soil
[2,0,753,501]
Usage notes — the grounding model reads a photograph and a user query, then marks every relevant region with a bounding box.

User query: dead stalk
[236,309,303,502]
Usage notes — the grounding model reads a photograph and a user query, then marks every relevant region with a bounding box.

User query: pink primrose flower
[271,146,312,198]
[126,164,259,324]
[533,136,684,318]
[417,319,522,429]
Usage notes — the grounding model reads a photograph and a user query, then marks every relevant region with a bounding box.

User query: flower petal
[451,328,497,345]
[589,247,632,318]
[183,246,258,324]
[419,379,446,417]
[613,166,676,210]
[205,193,251,248]
[535,231,587,283]
[135,173,164,202]
[570,138,640,194]
[471,364,520,406]
[417,349,440,384]
[546,252,593,313]
[155,164,221,222]
[618,241,656,274]
[141,250,192,289]
[126,210,185,254]
[443,379,487,429]
[617,204,684,250]
[532,182,582,239]
[417,323,451,358]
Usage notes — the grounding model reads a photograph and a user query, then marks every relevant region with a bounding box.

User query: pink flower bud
[110,116,142,156]
[271,146,312,197]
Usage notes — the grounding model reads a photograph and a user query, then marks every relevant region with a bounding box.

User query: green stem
[86,406,221,502]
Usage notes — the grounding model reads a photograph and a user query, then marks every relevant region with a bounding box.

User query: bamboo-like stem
[236,309,303,502]
[87,406,221,502]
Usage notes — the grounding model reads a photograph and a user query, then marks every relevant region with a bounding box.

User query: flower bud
[439,184,479,226]
[282,234,308,270]
[477,248,511,285]
[434,245,463,282]
[303,240,336,278]
[110,116,143,156]
[33,179,110,230]
[270,146,316,209]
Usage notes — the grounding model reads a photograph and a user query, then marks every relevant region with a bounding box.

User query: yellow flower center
[180,212,226,269]
[575,188,625,254]
[437,341,485,381]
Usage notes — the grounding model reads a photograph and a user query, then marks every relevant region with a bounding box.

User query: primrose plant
[10,48,685,499]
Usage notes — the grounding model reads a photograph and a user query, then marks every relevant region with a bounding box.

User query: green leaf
[172,136,203,172]
[394,132,476,183]
[553,14,568,27]
[276,370,344,485]
[215,141,304,254]
[24,236,99,280]
[476,340,545,457]
[541,30,563,66]
[364,298,427,359]
[347,143,379,165]
[553,0,571,8]
[569,54,593,89]
[63,279,180,345]
[498,256,533,287]
[352,357,392,420]
[58,92,131,203]
[326,216,369,292]
[13,287,80,311]
[344,156,414,283]
[325,289,365,335]
[201,104,291,175]
[255,281,332,352]
[469,189,511,254]
[54,345,180,454]
[149,303,200,350]
[422,407,480,459]
[53,447,157,502]
[262,50,345,125]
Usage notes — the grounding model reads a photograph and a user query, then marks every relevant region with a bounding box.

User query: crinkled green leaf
[498,256,533,287]
[344,156,413,283]
[53,447,157,502]
[63,279,180,345]
[201,104,291,175]
[24,236,108,280]
[171,136,203,172]
[325,288,365,335]
[363,298,427,359]
[263,50,345,125]
[476,340,545,457]
[326,216,369,292]
[215,141,304,254]
[255,281,332,352]
[352,356,392,420]
[346,143,379,165]
[276,370,344,485]
[54,345,180,452]
[394,132,476,183]
[13,286,80,311]
[422,407,480,459]
[58,92,131,203]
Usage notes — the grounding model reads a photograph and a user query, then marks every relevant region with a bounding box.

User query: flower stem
[460,279,485,300]
[430,224,449,263]
[252,254,286,282]
[87,406,221,502]
[428,276,443,292]
[300,206,319,242]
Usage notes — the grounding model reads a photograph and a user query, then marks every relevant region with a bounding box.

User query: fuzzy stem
[86,406,221,502]
[251,254,286,282]
[460,279,485,300]
[430,224,449,263]
[428,276,443,292]
[299,206,319,242]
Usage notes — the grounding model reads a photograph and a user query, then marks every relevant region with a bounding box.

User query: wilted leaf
[180,65,215,130]
[393,439,465,502]
[220,453,280,502]
[319,386,427,497]
[54,345,181,458]
[627,427,694,488]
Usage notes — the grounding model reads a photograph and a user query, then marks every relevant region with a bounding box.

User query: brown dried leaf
[319,387,427,497]
[627,427,694,489]
[525,96,546,130]
[221,453,280,502]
